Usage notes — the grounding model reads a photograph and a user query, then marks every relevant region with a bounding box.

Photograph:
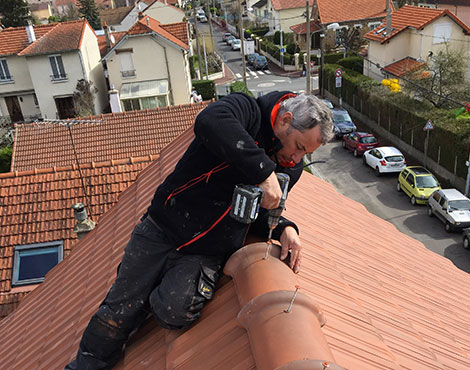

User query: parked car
[253,55,268,70]
[332,108,357,138]
[247,53,259,65]
[231,39,241,50]
[363,146,406,176]
[226,35,235,45]
[397,166,441,205]
[199,15,208,23]
[321,99,334,110]
[427,189,470,232]
[222,32,231,42]
[343,132,379,157]
[463,228,470,249]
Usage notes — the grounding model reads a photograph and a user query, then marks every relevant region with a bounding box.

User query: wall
[26,52,85,119]
[438,4,470,27]
[144,2,185,24]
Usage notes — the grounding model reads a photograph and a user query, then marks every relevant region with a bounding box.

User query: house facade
[364,5,470,81]
[0,21,107,122]
[103,16,191,112]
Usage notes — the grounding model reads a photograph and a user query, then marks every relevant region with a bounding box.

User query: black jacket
[148,91,303,257]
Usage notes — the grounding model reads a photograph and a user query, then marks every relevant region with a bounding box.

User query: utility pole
[192,2,204,79]
[305,0,311,93]
[206,0,214,51]
[280,23,284,68]
[202,33,209,79]
[238,0,247,85]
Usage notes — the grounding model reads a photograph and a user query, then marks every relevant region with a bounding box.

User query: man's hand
[280,226,302,274]
[258,172,282,209]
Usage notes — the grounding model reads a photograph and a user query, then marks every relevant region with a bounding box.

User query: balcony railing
[121,69,136,78]
[50,73,68,82]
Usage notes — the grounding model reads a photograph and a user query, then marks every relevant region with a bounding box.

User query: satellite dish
[110,34,115,43]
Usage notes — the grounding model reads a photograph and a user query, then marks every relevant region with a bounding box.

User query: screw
[322,362,330,369]
[263,240,272,260]
[284,285,300,313]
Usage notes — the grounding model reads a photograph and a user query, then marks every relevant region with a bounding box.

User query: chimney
[72,203,96,240]
[138,11,144,20]
[103,22,111,49]
[146,16,149,27]
[109,85,123,113]
[385,0,392,36]
[25,21,36,44]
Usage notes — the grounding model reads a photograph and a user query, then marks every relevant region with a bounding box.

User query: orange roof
[12,102,209,172]
[316,0,389,24]
[18,20,88,56]
[97,31,126,57]
[1,129,470,368]
[0,156,156,320]
[161,22,189,46]
[364,5,470,43]
[271,0,313,11]
[383,57,425,77]
[0,23,56,56]
[125,16,188,50]
[290,20,321,35]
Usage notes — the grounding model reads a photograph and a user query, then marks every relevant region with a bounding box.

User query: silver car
[427,188,470,232]
[363,146,406,176]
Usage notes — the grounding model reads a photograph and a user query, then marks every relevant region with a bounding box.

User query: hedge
[189,55,198,80]
[230,81,254,97]
[0,146,12,173]
[323,64,470,178]
[192,79,215,100]
[337,56,363,74]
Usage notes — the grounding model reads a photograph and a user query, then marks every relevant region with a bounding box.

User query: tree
[396,0,419,8]
[73,79,97,118]
[406,46,470,108]
[77,0,101,30]
[0,0,32,28]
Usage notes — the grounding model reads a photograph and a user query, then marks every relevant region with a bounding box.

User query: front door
[5,96,24,123]
[54,96,75,119]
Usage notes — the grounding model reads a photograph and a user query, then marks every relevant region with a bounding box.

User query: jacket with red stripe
[147,91,303,257]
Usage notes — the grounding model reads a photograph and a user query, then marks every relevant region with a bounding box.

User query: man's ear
[279,111,293,127]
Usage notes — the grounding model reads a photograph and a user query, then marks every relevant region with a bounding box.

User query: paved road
[309,136,470,273]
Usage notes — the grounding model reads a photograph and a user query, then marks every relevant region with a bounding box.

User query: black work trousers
[65,216,224,370]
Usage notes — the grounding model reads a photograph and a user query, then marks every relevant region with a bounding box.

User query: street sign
[335,68,343,78]
[423,119,434,131]
[280,47,285,53]
[336,77,342,88]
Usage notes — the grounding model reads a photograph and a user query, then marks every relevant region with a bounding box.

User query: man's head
[272,94,334,165]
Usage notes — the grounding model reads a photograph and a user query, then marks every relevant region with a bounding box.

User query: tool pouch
[197,264,220,300]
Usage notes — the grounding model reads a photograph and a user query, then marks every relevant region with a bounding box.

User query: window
[120,80,169,111]
[0,59,12,81]
[433,23,451,44]
[406,174,415,187]
[119,52,135,77]
[12,241,64,286]
[368,22,381,30]
[49,55,67,80]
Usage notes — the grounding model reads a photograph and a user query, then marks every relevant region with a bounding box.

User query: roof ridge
[0,155,158,179]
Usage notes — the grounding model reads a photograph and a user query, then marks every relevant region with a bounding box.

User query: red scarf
[270,93,296,167]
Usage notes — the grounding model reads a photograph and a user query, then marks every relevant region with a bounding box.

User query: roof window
[12,241,64,286]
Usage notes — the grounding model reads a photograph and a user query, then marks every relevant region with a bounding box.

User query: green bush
[0,146,12,173]
[337,56,363,74]
[192,80,215,100]
[324,52,353,65]
[189,55,198,79]
[283,53,294,65]
[286,43,298,55]
[273,31,285,45]
[249,27,269,37]
[230,81,254,97]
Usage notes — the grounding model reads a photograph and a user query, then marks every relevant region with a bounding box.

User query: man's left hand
[279,226,302,274]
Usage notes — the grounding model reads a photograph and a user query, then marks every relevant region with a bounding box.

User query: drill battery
[230,184,264,224]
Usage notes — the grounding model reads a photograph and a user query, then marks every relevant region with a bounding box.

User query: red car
[342,132,379,157]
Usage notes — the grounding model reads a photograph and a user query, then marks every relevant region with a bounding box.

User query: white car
[427,189,470,232]
[363,146,406,176]
[231,39,241,50]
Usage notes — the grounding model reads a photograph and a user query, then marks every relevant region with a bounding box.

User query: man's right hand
[259,172,282,209]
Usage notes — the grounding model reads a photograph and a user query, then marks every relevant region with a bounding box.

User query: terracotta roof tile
[161,22,189,45]
[18,20,89,56]
[364,5,470,43]
[1,129,470,368]
[99,6,133,26]
[127,16,188,49]
[0,24,56,56]
[271,0,312,11]
[12,102,209,172]
[316,0,389,24]
[97,31,126,57]
[290,20,322,35]
[0,156,157,319]
[383,57,425,77]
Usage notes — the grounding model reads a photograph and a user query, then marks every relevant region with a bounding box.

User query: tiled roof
[12,101,209,172]
[99,6,133,26]
[316,0,389,24]
[0,23,56,56]
[18,20,88,56]
[161,22,189,46]
[97,31,126,57]
[1,129,470,368]
[0,156,156,320]
[364,5,470,43]
[271,0,313,11]
[290,20,322,35]
[252,0,267,8]
[126,16,188,50]
[383,57,425,77]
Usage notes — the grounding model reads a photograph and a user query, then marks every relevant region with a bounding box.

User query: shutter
[433,23,451,44]
[56,56,65,77]
[119,52,134,72]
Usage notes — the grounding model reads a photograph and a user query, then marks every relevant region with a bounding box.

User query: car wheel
[411,196,416,205]
[463,236,470,250]
[342,141,346,148]
[427,206,433,217]
[396,182,401,192]
[375,167,381,177]
[353,149,358,157]
[445,222,452,233]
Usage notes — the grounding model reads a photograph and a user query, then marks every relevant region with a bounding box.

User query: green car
[397,166,441,205]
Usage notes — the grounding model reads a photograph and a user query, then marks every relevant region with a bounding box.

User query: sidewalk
[213,63,235,86]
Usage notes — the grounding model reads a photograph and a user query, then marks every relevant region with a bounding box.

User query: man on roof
[66,91,333,370]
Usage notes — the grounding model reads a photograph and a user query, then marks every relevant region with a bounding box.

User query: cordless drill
[230,173,290,242]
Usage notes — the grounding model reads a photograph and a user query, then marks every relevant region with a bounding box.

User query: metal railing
[50,73,68,81]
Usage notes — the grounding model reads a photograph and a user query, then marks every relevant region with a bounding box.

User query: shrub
[230,81,254,97]
[189,55,198,79]
[337,56,363,74]
[273,31,285,45]
[192,80,215,100]
[0,146,12,173]
[286,43,298,55]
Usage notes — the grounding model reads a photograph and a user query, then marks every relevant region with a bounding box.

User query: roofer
[65,91,333,369]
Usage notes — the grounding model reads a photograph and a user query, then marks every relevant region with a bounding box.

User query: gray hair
[278,94,334,144]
